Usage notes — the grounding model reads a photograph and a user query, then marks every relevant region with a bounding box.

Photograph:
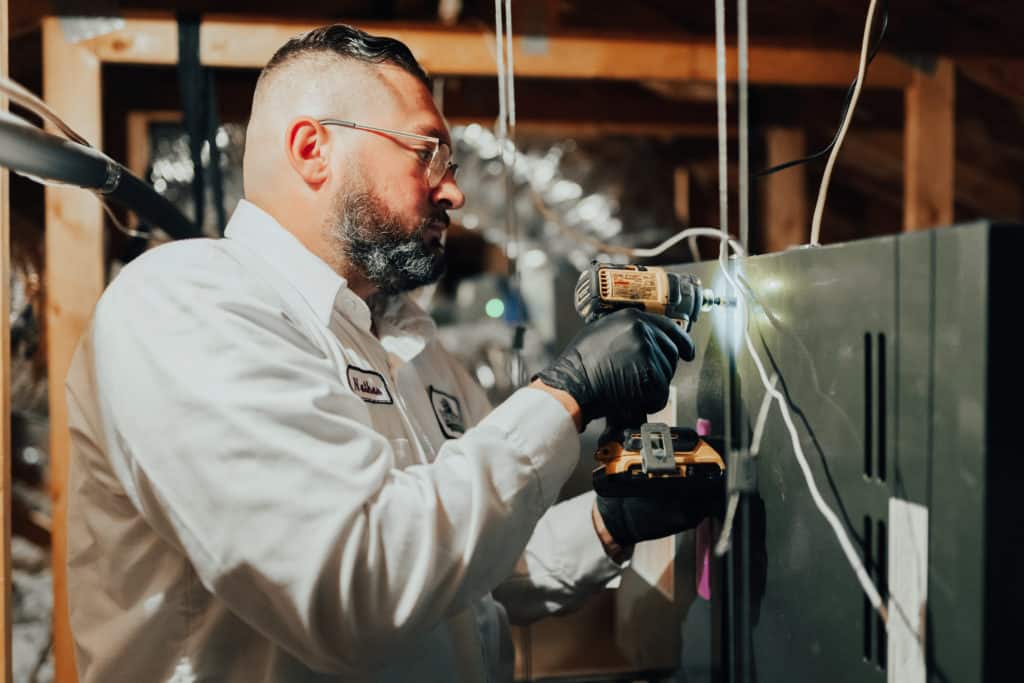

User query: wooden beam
[44,16,104,683]
[761,128,809,251]
[0,0,12,677]
[75,14,913,87]
[957,57,1024,106]
[904,59,955,231]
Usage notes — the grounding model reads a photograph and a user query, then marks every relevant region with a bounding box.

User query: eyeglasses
[318,118,458,189]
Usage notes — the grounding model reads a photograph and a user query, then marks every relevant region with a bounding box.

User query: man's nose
[431,173,465,210]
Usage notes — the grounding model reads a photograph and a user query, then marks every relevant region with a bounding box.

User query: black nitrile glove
[534,309,695,429]
[596,487,722,546]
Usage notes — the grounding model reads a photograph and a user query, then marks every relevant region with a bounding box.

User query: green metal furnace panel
[661,221,1021,682]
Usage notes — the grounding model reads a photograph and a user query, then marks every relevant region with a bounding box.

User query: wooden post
[761,128,809,251]
[674,167,703,261]
[673,167,690,224]
[0,0,13,678]
[904,59,955,231]
[43,17,105,683]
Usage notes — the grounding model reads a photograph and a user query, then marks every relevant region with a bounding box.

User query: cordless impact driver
[574,262,728,497]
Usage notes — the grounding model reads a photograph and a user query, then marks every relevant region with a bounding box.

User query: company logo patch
[346,367,394,405]
[429,386,466,438]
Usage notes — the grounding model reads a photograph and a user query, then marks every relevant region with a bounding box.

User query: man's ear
[284,117,329,188]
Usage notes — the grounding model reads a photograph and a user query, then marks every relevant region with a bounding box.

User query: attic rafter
[76,14,913,87]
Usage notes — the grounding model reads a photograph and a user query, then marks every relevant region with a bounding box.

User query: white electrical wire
[502,0,516,130]
[809,0,879,246]
[714,374,776,558]
[749,374,779,455]
[714,0,729,241]
[716,494,741,557]
[687,235,702,262]
[493,0,508,141]
[631,227,745,259]
[737,0,750,255]
[0,75,90,146]
[101,201,150,240]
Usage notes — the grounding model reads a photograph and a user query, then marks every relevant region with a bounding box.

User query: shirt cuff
[551,491,626,585]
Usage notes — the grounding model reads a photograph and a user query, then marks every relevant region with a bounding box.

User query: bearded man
[64,25,709,682]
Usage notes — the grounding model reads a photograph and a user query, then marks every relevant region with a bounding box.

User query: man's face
[323,66,464,295]
[327,177,449,295]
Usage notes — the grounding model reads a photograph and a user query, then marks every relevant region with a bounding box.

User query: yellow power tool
[575,262,728,497]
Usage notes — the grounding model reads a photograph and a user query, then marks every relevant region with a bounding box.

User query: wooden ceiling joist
[80,14,914,87]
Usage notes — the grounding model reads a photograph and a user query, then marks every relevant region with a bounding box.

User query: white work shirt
[65,199,621,683]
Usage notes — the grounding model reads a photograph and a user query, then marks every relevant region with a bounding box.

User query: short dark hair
[259,24,430,88]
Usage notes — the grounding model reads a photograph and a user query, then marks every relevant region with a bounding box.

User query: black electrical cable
[109,172,201,241]
[753,0,889,178]
[0,113,200,240]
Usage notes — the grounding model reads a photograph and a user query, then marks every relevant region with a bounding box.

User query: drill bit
[700,288,736,311]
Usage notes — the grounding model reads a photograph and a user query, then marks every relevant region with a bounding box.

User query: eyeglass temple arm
[318,118,439,144]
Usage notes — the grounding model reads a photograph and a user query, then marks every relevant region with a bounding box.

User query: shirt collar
[371,292,439,363]
[225,199,372,330]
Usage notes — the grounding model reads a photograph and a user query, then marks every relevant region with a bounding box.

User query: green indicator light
[485,298,505,318]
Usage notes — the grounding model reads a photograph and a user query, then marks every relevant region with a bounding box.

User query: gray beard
[329,190,447,295]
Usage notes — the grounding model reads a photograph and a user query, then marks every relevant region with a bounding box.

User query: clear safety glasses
[319,118,458,189]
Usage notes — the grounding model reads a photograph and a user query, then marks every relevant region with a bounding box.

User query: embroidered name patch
[346,367,394,405]
[429,386,466,438]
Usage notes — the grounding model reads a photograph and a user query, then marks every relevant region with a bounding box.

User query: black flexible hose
[107,172,199,241]
[0,113,200,240]
[0,113,110,188]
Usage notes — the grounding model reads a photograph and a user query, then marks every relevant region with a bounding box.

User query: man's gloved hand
[533,309,695,430]
[596,488,722,547]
